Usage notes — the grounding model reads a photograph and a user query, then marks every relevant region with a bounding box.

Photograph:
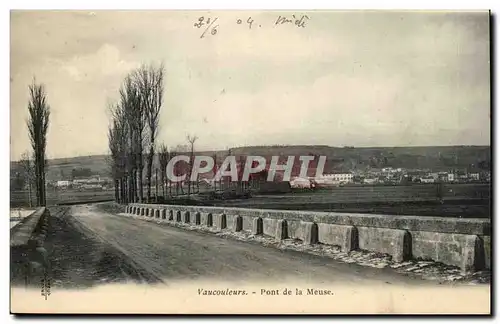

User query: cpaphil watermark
[165,155,326,182]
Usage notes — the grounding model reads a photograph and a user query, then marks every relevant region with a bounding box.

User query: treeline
[108,63,202,203]
[108,63,163,203]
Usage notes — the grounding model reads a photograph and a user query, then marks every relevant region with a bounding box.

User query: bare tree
[19,151,35,207]
[158,143,170,199]
[108,119,120,202]
[212,152,218,192]
[136,62,164,202]
[171,144,189,196]
[222,148,232,191]
[27,78,50,206]
[155,167,159,200]
[238,155,246,191]
[169,149,178,196]
[108,103,128,203]
[186,135,198,196]
[120,74,143,203]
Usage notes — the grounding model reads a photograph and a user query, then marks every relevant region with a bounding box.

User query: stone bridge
[125,203,490,272]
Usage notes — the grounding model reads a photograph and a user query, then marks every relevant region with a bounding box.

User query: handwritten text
[193,14,310,38]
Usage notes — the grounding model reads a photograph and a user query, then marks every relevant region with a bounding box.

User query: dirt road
[30,204,454,289]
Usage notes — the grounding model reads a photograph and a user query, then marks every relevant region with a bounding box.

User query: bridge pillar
[357,227,411,263]
[233,215,243,232]
[276,219,288,240]
[204,213,213,227]
[252,217,263,235]
[302,222,319,245]
[216,214,227,230]
[183,211,190,223]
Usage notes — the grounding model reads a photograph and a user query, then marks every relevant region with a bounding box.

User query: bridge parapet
[11,207,51,286]
[125,203,491,272]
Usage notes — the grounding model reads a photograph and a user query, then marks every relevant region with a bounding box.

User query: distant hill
[229,145,491,174]
[11,155,110,182]
[10,145,491,182]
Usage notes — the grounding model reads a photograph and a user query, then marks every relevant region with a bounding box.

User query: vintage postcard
[9,10,491,314]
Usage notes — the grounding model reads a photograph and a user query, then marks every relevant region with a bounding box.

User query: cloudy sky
[10,10,490,160]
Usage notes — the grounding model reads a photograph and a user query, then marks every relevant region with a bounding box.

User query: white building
[420,177,435,184]
[56,180,71,188]
[320,173,353,183]
[290,177,312,188]
[363,178,378,184]
[73,179,88,184]
[469,173,480,181]
[429,172,439,180]
[381,167,402,173]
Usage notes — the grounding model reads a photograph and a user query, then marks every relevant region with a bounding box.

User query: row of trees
[157,140,200,198]
[108,62,168,203]
[109,62,270,202]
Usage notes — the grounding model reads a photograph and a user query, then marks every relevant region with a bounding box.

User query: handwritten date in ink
[193,16,219,38]
[193,14,310,39]
[236,17,256,29]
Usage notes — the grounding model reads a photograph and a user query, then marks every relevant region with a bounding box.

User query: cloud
[59,44,139,82]
[10,43,138,159]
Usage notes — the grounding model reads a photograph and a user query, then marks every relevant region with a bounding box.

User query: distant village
[48,166,491,192]
[289,167,491,189]
[52,175,114,191]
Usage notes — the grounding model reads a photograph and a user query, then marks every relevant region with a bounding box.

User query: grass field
[216,197,490,218]
[167,183,490,219]
[287,183,490,201]
[10,189,115,208]
[220,183,491,218]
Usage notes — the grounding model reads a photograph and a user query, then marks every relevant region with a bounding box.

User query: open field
[214,184,490,218]
[10,189,115,208]
[215,198,490,219]
[310,183,490,200]
[177,183,490,218]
